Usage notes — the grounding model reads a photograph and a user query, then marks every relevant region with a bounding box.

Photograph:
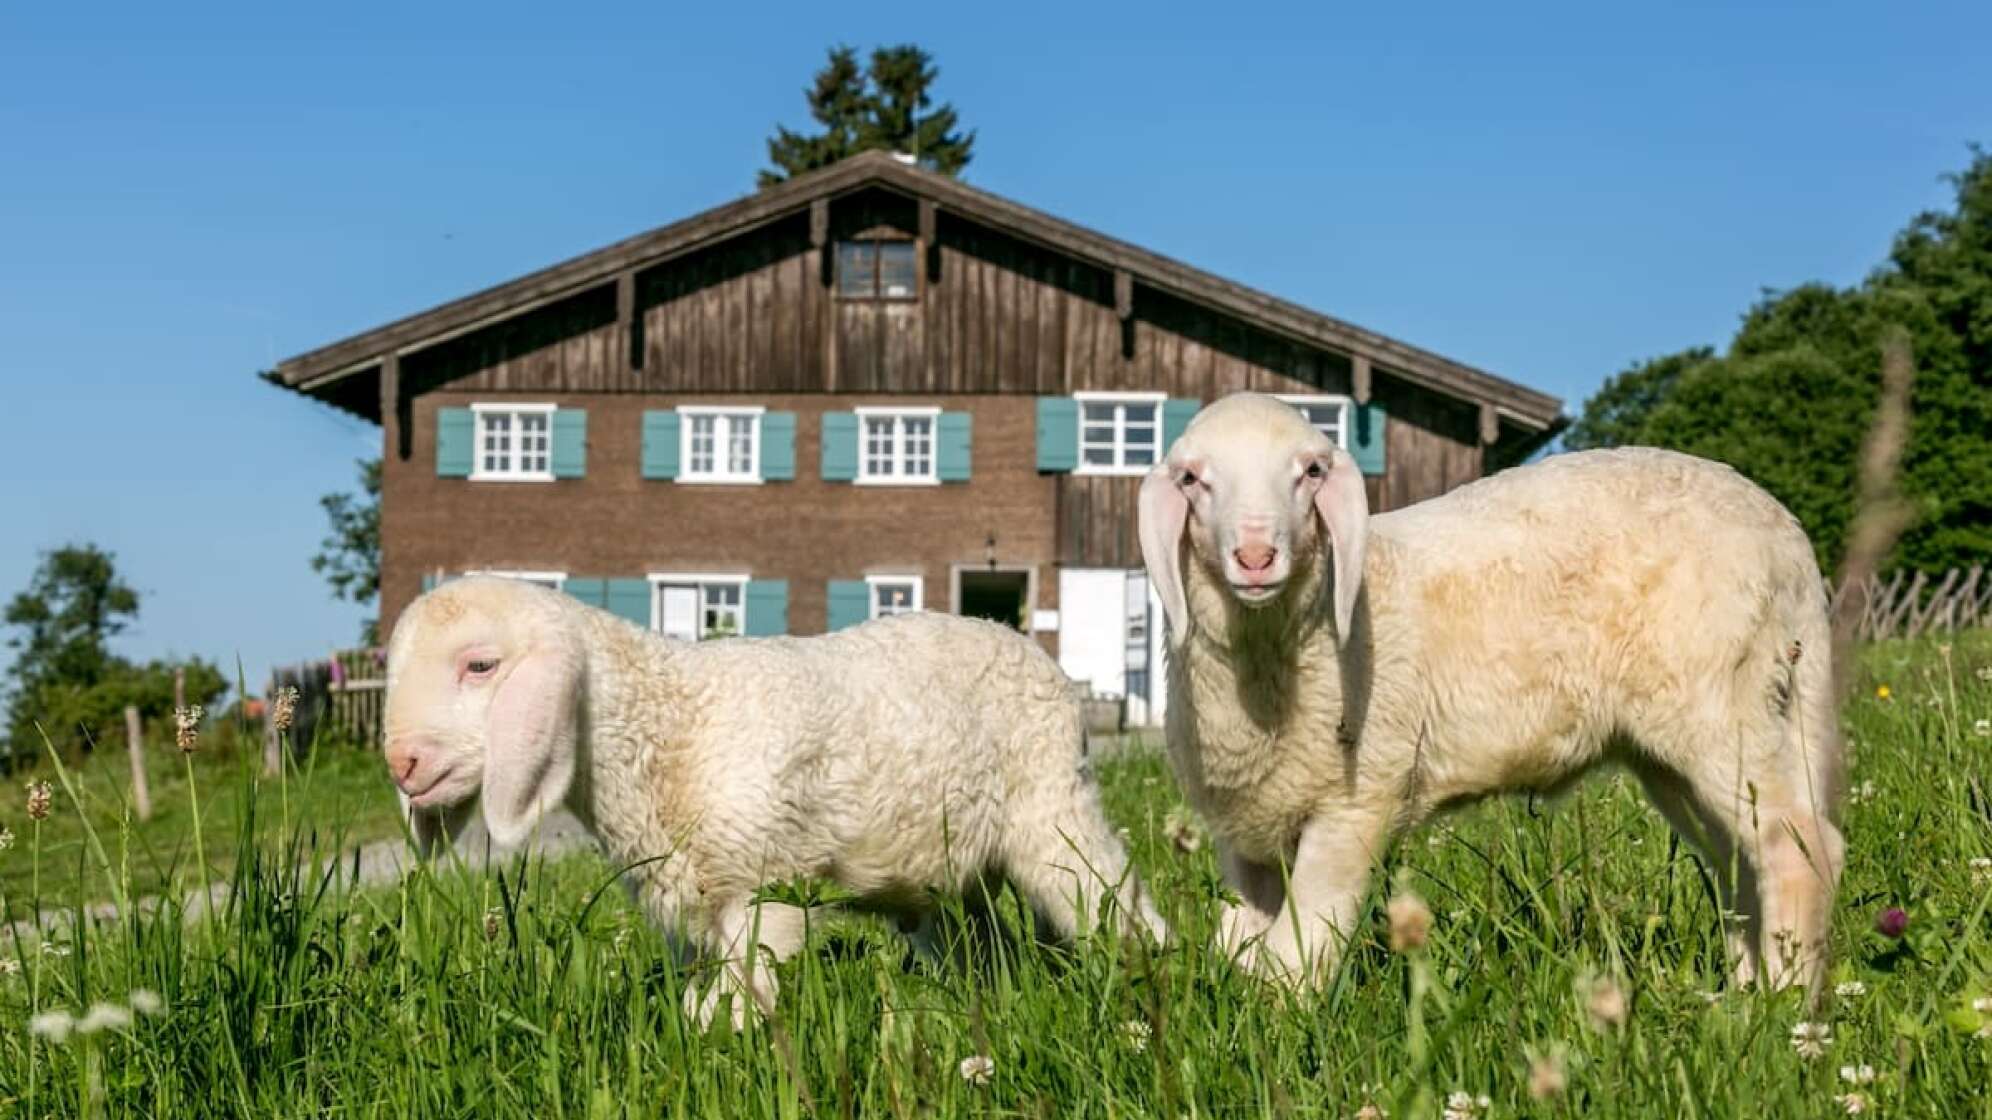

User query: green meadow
[2,632,1989,1118]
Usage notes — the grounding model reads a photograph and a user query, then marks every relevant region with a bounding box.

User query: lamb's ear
[480,634,582,848]
[1139,463,1191,649]
[403,792,478,858]
[1314,449,1371,641]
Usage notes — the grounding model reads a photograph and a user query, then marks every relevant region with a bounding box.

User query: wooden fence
[1830,565,1992,641]
[267,647,385,751]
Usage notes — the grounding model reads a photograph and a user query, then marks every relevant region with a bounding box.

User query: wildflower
[1972,857,1992,885]
[1848,780,1878,805]
[1974,997,1992,1014]
[25,780,52,821]
[1790,1020,1833,1059]
[1874,685,1891,700]
[28,1009,75,1043]
[1441,1091,1491,1120]
[483,907,502,940]
[1976,666,1992,683]
[1974,718,1991,739]
[1528,1052,1568,1100]
[1353,1105,1388,1120]
[1836,980,1868,999]
[1121,1019,1152,1053]
[1835,1092,1871,1114]
[271,686,300,733]
[129,989,164,1016]
[77,1002,133,1034]
[1582,974,1629,1031]
[958,1053,995,1087]
[1384,891,1432,953]
[1838,1064,1876,1085]
[0,958,20,976]
[41,941,71,958]
[1875,907,1908,939]
[0,824,12,851]
[1163,806,1204,853]
[174,705,204,752]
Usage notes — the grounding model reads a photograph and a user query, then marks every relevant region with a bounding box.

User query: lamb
[1139,392,1843,993]
[381,576,1166,1026]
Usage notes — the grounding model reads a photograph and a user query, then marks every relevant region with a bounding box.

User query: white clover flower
[1835,1092,1871,1114]
[77,1003,133,1035]
[1838,1064,1876,1085]
[29,1009,75,1043]
[1974,718,1991,739]
[1121,1019,1151,1053]
[40,941,70,958]
[1976,665,1992,683]
[1162,806,1204,853]
[1835,981,1868,998]
[1441,1091,1490,1120]
[1581,974,1628,1031]
[0,824,13,851]
[1848,780,1878,805]
[0,958,18,976]
[1791,1021,1833,1059]
[1973,997,1992,1014]
[958,1053,994,1087]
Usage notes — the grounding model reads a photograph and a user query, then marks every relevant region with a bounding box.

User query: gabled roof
[265,150,1563,431]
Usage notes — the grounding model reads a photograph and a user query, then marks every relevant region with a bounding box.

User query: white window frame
[1275,394,1353,450]
[1074,391,1165,477]
[464,569,567,591]
[676,405,765,485]
[469,402,557,482]
[647,572,750,640]
[865,574,923,619]
[854,406,941,486]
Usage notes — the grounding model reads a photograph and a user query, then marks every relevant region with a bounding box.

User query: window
[857,407,938,484]
[836,239,918,300]
[868,576,922,619]
[1276,395,1351,449]
[465,569,565,591]
[471,404,555,480]
[1075,393,1164,475]
[679,407,762,483]
[652,575,748,641]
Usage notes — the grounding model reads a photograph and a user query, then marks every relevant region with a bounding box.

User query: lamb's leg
[1631,760,1761,988]
[1253,806,1390,988]
[1004,814,1167,943]
[682,899,811,1030]
[1215,842,1285,958]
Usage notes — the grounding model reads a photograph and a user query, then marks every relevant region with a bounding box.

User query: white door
[1057,569,1128,699]
[658,585,699,641]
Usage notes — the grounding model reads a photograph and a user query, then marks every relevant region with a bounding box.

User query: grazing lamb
[381,576,1164,1026]
[1139,393,1843,992]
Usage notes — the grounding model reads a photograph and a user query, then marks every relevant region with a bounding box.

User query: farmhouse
[266,151,1564,725]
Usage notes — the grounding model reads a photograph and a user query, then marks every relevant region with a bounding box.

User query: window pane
[689,414,716,474]
[836,242,878,298]
[864,416,895,476]
[902,416,932,476]
[1122,403,1157,426]
[1083,445,1116,465]
[877,242,917,299]
[701,583,742,638]
[1082,402,1116,425]
[1124,444,1156,466]
[873,582,915,615]
[520,413,548,473]
[726,414,754,475]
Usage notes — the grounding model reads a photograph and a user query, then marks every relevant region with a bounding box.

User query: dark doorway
[957,569,1030,631]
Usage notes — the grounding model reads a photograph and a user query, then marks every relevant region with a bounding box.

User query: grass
[2,633,1990,1117]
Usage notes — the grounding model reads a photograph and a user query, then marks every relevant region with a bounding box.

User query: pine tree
[760,45,975,188]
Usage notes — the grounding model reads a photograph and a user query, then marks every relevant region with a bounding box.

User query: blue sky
[1,1,1986,693]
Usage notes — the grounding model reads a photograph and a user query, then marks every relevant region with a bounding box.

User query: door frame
[949,563,1039,630]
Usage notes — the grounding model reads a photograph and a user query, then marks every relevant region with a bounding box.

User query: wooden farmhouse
[267,151,1565,725]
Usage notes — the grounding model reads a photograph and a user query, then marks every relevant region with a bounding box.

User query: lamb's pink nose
[1234,543,1277,572]
[384,738,426,793]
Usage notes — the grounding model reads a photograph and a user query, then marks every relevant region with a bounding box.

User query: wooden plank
[617,270,641,375]
[810,198,829,248]
[1352,354,1372,403]
[1114,269,1133,320]
[1479,402,1500,445]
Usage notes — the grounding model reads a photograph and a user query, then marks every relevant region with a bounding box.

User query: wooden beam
[1114,269,1133,320]
[1479,402,1501,446]
[918,198,936,243]
[616,270,642,372]
[810,198,829,248]
[379,351,406,461]
[1351,354,1372,404]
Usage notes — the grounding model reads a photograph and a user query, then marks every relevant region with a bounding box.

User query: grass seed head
[174,705,204,752]
[24,780,52,821]
[1386,891,1432,953]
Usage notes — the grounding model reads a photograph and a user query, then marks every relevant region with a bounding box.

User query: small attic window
[836,239,918,300]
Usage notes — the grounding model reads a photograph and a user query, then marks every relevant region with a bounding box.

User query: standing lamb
[382,576,1165,1026]
[1139,393,1842,993]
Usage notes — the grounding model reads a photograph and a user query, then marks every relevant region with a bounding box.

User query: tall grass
[2,632,1989,1117]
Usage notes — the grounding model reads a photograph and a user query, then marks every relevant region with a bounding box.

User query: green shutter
[826,580,870,631]
[437,408,474,477]
[604,579,651,628]
[1162,398,1201,455]
[821,412,859,481]
[550,409,587,478]
[936,412,972,482]
[563,578,607,608]
[744,580,789,635]
[1035,397,1078,472]
[760,413,797,481]
[1349,401,1388,476]
[641,411,680,480]
[420,573,439,593]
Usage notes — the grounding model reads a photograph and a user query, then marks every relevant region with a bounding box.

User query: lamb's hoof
[683,980,752,1032]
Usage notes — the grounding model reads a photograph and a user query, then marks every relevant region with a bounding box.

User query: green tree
[760,45,974,187]
[1565,150,1992,576]
[312,457,381,642]
[3,544,227,762]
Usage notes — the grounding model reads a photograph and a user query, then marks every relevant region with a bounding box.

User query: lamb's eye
[1304,461,1327,480]
[1178,469,1200,488]
[465,659,499,676]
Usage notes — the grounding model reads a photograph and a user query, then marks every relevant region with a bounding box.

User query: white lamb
[1139,393,1843,992]
[381,577,1165,1025]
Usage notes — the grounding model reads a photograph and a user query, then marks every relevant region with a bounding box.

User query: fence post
[124,704,152,821]
[263,672,283,777]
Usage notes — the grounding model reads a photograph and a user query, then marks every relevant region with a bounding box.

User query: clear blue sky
[2,1,1986,695]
